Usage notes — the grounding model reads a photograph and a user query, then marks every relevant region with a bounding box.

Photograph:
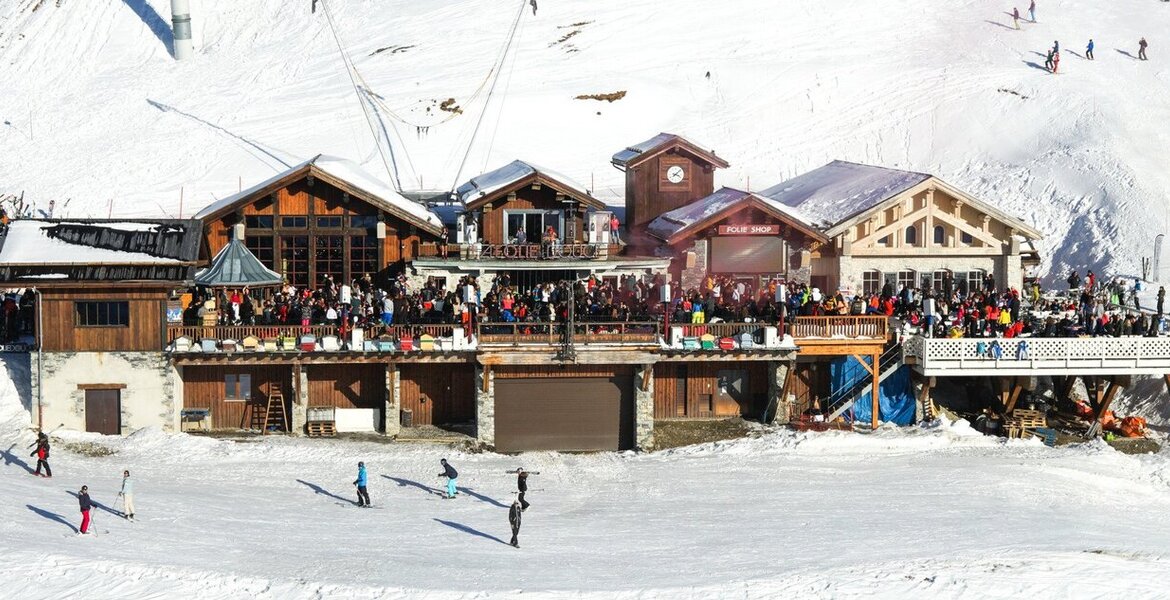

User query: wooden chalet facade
[195,155,446,289]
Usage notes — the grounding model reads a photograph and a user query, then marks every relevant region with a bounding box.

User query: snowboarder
[1138,37,1148,61]
[438,458,458,499]
[354,461,370,507]
[29,432,51,478]
[508,498,523,548]
[1086,39,1095,60]
[1044,49,1055,71]
[1029,0,1036,22]
[1012,7,1020,29]
[78,485,93,535]
[118,470,135,521]
[529,0,537,16]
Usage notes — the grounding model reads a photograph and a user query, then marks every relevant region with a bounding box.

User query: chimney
[171,0,194,60]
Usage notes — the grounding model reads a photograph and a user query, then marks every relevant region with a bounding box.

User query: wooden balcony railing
[787,316,889,340]
[477,321,660,346]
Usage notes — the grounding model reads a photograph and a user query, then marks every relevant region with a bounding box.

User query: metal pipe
[170,0,194,60]
[34,287,43,431]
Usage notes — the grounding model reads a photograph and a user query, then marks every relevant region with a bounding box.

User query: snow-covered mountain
[2,0,1169,283]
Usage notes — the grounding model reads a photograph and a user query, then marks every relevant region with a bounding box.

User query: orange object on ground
[1119,416,1147,438]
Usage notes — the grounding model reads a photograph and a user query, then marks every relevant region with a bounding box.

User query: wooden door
[673,365,688,417]
[715,369,748,416]
[85,389,121,435]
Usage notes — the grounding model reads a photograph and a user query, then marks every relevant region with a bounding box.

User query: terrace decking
[903,335,1170,377]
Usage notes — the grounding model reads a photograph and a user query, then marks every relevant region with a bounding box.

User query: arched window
[904,225,918,245]
[933,225,945,245]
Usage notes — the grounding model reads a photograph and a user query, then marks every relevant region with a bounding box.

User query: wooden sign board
[718,224,780,235]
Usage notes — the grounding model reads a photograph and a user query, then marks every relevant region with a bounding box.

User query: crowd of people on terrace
[180,267,1167,340]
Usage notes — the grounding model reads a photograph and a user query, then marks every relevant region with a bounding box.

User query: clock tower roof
[611,133,730,170]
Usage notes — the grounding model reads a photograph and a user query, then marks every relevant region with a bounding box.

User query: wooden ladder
[262,383,289,434]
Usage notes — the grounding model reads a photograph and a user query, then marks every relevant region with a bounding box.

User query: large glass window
[350,235,378,281]
[245,235,275,271]
[349,215,378,229]
[316,216,342,229]
[245,215,273,229]
[314,235,344,284]
[74,302,129,327]
[897,270,916,291]
[862,270,882,296]
[281,236,309,288]
[281,216,307,229]
[505,210,562,243]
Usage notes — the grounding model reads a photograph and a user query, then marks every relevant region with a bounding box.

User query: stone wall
[292,367,309,434]
[634,364,655,450]
[679,239,708,291]
[765,360,793,424]
[31,351,175,433]
[475,364,495,447]
[384,364,401,437]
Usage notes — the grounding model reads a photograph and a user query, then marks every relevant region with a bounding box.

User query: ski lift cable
[449,0,528,194]
[319,0,403,191]
[482,7,526,173]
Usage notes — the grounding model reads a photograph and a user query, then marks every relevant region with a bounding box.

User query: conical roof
[194,237,282,287]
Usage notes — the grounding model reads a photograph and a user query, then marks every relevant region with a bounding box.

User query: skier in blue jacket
[438,458,458,499]
[1086,39,1095,60]
[353,461,370,507]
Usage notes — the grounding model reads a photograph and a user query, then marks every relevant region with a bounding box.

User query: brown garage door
[85,389,121,435]
[494,376,634,452]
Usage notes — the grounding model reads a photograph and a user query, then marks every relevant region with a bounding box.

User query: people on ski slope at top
[438,458,458,499]
[30,432,51,478]
[354,461,371,507]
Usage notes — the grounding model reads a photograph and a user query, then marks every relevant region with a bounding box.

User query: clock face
[666,165,686,184]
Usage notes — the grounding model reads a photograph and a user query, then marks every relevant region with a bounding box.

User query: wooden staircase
[250,383,289,434]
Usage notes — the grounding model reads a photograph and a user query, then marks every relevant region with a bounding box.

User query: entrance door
[85,389,121,435]
[715,370,749,416]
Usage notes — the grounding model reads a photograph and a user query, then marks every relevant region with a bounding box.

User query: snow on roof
[647,187,818,241]
[193,156,442,230]
[0,220,186,266]
[611,132,728,168]
[758,160,932,228]
[455,159,594,207]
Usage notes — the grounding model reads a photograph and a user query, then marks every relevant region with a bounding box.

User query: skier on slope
[1138,37,1148,61]
[529,0,537,16]
[78,485,93,535]
[438,458,458,499]
[508,497,523,548]
[1044,48,1055,71]
[1012,7,1020,29]
[1029,0,1036,22]
[118,470,135,521]
[29,432,51,478]
[1086,39,1095,60]
[1053,40,1060,54]
[354,461,370,507]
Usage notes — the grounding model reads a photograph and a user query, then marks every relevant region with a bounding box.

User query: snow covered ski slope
[1,354,1169,599]
[2,0,1170,283]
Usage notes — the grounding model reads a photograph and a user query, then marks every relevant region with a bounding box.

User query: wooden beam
[76,383,127,390]
[1094,379,1122,425]
[1004,379,1024,414]
[482,364,491,393]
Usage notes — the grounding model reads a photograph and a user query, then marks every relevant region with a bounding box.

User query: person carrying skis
[438,458,458,499]
[78,485,93,535]
[517,468,533,511]
[1029,0,1036,22]
[354,461,370,507]
[118,470,135,521]
[29,432,51,478]
[1138,37,1148,61]
[508,498,523,548]
[1012,7,1020,29]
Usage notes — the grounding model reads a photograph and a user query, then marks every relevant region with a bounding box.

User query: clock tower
[612,133,729,248]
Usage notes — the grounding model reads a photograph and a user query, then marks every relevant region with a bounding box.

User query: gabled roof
[611,133,730,169]
[0,219,200,266]
[194,155,444,236]
[647,187,827,245]
[455,160,605,210]
[194,237,283,288]
[758,160,1042,239]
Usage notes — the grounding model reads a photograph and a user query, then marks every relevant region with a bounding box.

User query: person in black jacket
[78,485,93,535]
[517,469,530,511]
[29,432,51,478]
[508,498,522,548]
[438,458,458,499]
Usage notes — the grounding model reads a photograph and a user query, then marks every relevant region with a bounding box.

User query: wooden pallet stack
[1004,409,1048,441]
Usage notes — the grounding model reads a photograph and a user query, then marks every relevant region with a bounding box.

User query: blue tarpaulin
[829,356,916,425]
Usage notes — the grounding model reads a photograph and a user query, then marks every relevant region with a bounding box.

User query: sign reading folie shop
[718,224,780,235]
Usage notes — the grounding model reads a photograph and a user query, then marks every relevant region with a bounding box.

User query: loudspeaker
[659,284,671,304]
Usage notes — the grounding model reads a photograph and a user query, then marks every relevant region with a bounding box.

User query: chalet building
[757,161,1043,296]
[1,136,1045,451]
[0,219,201,435]
[412,159,669,290]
